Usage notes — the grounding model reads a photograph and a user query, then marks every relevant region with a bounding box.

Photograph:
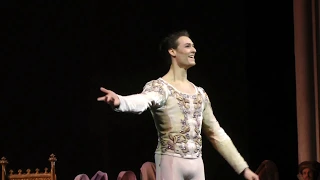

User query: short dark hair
[159,30,190,65]
[299,161,320,174]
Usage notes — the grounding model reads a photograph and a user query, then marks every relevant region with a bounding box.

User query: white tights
[155,154,205,180]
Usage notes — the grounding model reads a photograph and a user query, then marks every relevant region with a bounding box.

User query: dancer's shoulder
[142,78,168,90]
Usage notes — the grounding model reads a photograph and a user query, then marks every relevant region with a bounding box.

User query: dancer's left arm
[200,88,259,179]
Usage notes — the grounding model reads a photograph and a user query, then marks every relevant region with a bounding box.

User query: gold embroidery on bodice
[143,78,206,158]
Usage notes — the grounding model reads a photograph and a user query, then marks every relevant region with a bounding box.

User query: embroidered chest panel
[155,79,205,157]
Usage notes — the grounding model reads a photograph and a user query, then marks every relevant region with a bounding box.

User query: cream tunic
[114,78,248,174]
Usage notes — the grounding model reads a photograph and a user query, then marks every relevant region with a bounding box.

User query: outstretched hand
[243,168,259,180]
[97,87,120,107]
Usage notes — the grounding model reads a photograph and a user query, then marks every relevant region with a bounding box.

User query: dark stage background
[2,1,297,180]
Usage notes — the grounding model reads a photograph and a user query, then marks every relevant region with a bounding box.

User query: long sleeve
[114,80,168,114]
[200,88,249,174]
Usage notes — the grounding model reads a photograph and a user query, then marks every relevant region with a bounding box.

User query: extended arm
[98,80,167,114]
[115,91,164,114]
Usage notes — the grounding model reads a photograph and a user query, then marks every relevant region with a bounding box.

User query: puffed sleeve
[114,80,168,114]
[200,87,249,174]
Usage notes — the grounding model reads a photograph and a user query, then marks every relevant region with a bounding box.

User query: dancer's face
[169,36,197,69]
